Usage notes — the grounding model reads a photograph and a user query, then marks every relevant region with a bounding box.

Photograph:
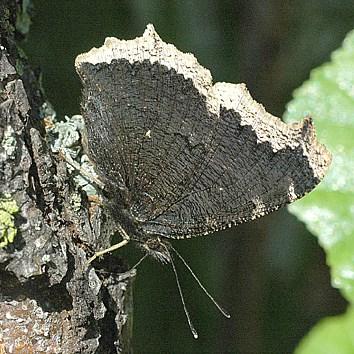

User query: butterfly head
[136,236,172,264]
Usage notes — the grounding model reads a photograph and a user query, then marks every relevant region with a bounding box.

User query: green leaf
[284,29,354,304]
[294,307,354,354]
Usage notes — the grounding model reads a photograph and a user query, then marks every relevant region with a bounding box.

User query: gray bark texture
[0,1,133,353]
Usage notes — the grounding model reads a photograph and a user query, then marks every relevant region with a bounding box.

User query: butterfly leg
[87,222,131,264]
[114,253,149,280]
[87,236,130,264]
[59,148,105,190]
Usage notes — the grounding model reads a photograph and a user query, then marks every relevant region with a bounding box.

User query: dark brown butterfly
[75,25,331,338]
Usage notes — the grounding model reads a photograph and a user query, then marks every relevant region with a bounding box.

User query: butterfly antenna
[168,248,199,339]
[169,244,231,319]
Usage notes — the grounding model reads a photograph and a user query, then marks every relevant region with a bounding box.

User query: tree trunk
[0,1,134,353]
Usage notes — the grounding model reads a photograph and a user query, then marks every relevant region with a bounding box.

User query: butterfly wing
[76,25,331,239]
[76,26,219,212]
[141,83,331,238]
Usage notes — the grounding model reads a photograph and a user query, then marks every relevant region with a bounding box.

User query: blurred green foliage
[295,308,354,354]
[285,29,354,353]
[285,28,354,304]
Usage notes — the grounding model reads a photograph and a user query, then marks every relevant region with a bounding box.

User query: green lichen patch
[1,125,17,160]
[45,110,99,196]
[0,194,20,248]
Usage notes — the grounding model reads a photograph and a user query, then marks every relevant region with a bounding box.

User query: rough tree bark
[0,1,134,353]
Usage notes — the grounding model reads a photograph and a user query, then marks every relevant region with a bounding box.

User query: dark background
[22,1,353,353]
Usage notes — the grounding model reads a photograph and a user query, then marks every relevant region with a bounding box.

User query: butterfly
[75,24,331,338]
